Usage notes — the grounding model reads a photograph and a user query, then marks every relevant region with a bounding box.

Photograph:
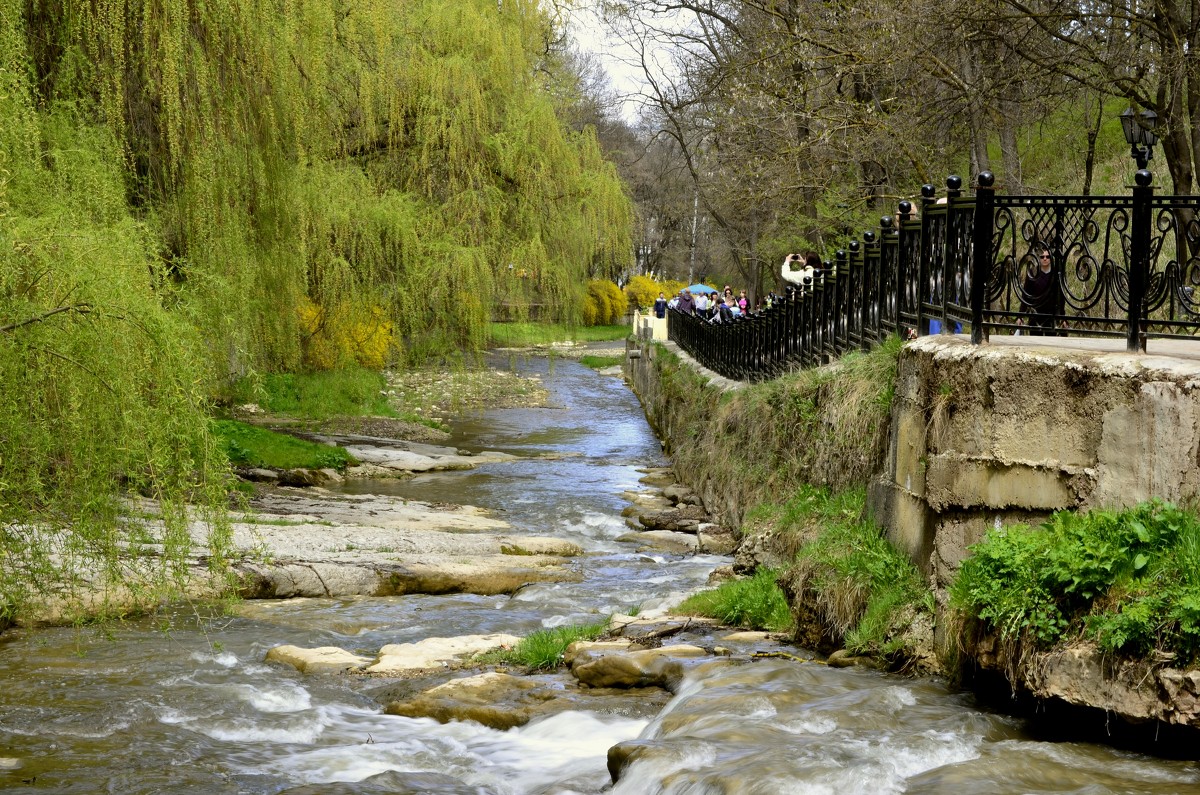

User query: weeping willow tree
[46,0,632,368]
[0,0,632,622]
[0,6,233,621]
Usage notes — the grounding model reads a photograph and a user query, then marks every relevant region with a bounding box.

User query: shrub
[298,297,398,370]
[624,274,661,310]
[951,501,1200,663]
[581,280,628,326]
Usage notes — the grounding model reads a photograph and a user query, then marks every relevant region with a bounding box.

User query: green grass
[952,501,1200,663]
[676,568,794,632]
[212,420,355,470]
[792,490,928,655]
[228,368,398,419]
[579,354,623,369]
[488,322,629,347]
[478,621,609,670]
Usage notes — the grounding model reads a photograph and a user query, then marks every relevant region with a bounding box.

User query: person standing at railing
[653,292,668,319]
[1020,247,1063,336]
[677,288,695,315]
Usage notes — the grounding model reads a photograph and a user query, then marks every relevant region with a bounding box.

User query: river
[1,355,1199,794]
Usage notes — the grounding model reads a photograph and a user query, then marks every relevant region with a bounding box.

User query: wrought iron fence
[668,170,1200,382]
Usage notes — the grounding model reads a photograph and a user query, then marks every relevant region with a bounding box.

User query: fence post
[897,201,913,335]
[942,175,963,331]
[917,184,935,335]
[971,171,995,344]
[879,215,894,342]
[1129,169,1153,352]
[861,231,876,351]
[840,244,855,355]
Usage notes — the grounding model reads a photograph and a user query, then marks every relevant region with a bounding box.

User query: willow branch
[0,303,93,334]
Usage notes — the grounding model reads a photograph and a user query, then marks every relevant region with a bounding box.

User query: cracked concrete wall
[869,337,1200,591]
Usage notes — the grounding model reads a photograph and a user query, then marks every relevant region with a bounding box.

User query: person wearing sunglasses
[1020,248,1062,336]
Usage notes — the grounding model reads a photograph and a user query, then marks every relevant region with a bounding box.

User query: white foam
[239,681,312,713]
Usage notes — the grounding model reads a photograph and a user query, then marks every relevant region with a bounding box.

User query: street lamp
[1120,107,1158,170]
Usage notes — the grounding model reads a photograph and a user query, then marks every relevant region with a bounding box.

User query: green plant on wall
[951,501,1200,664]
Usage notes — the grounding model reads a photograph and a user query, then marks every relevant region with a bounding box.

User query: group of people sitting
[658,285,751,324]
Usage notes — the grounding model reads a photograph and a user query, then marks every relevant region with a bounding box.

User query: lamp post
[1120,107,1158,170]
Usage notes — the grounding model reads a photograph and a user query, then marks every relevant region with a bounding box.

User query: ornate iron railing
[669,170,1200,382]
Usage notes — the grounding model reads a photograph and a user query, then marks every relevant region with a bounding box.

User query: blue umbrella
[686,283,716,294]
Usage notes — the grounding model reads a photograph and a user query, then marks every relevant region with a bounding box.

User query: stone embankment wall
[871,336,1200,594]
[626,334,1200,734]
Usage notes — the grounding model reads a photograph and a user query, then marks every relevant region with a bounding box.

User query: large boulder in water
[569,644,709,690]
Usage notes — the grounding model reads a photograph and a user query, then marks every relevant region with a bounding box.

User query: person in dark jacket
[676,289,695,315]
[1021,248,1062,335]
[653,292,668,319]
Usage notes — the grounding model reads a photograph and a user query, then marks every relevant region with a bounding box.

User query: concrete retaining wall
[869,335,1200,591]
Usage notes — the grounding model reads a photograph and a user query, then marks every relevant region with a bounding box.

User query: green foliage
[786,487,929,656]
[0,0,634,622]
[227,369,397,420]
[952,501,1200,662]
[579,355,623,369]
[211,420,354,471]
[487,322,628,347]
[482,621,609,670]
[676,568,794,632]
[0,19,233,621]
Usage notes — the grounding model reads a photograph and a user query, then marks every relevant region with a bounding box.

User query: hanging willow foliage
[0,0,632,620]
[0,6,233,620]
[47,0,632,369]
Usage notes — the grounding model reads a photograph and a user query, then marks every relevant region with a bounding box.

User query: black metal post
[917,184,935,335]
[1129,169,1153,352]
[942,175,963,331]
[971,172,995,344]
[861,231,876,351]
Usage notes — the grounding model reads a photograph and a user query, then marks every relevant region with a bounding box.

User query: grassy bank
[677,486,932,667]
[488,322,628,347]
[634,336,944,669]
[643,335,902,527]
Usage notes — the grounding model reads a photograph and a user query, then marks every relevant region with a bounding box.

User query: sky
[564,4,649,123]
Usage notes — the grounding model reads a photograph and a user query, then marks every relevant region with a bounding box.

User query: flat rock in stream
[366,633,522,675]
[384,671,670,730]
[238,557,579,599]
[615,530,698,553]
[341,444,516,476]
[222,490,580,598]
[265,645,373,674]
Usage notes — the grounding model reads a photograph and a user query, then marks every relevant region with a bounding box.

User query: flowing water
[2,355,1200,794]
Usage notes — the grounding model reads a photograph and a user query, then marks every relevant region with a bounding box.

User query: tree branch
[0,304,93,335]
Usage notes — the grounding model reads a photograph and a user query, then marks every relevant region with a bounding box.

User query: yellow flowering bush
[298,297,397,370]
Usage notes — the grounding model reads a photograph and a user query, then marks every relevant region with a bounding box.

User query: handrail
[668,170,1200,381]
